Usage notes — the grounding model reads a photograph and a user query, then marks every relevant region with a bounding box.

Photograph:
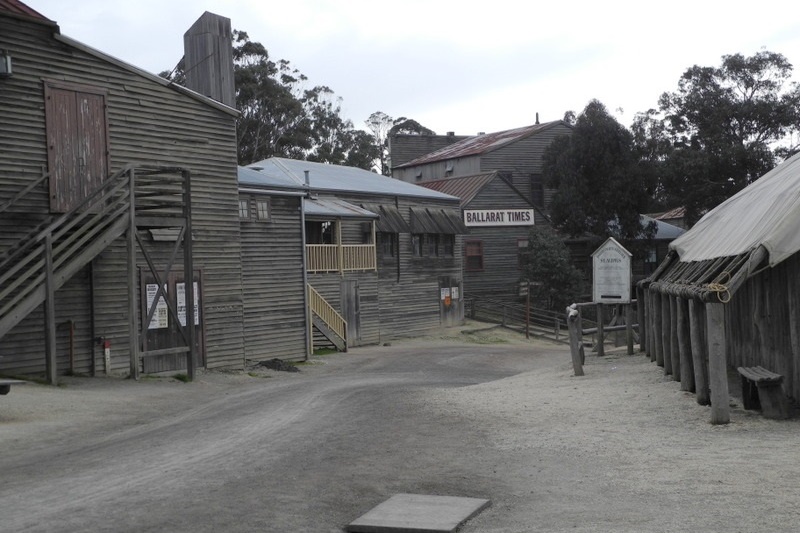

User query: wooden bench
[737,366,789,419]
[0,379,27,396]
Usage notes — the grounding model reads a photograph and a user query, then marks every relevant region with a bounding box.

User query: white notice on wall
[451,286,460,300]
[146,283,168,329]
[177,281,200,326]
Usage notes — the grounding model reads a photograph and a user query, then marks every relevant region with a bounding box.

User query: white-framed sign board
[592,237,632,304]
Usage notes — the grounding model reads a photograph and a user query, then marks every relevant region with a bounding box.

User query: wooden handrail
[307,285,347,343]
[305,243,377,273]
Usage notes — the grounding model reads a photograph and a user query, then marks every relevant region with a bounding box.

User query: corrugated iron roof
[418,172,498,207]
[395,121,567,168]
[650,206,686,221]
[304,197,377,219]
[243,158,459,201]
[0,0,54,23]
[360,203,411,233]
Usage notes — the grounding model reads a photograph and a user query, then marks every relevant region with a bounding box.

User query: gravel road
[2,322,800,532]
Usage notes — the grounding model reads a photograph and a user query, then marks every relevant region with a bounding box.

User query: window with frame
[378,232,397,258]
[255,199,270,220]
[441,234,455,257]
[239,198,251,220]
[465,240,484,271]
[425,234,439,256]
[517,238,529,269]
[411,234,424,256]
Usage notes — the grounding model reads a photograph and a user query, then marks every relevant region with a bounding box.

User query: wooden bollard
[567,304,584,376]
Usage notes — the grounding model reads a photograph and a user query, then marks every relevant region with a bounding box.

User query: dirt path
[2,323,799,532]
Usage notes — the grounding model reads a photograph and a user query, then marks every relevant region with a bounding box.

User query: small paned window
[517,238,529,269]
[465,240,484,271]
[256,199,270,220]
[531,173,544,206]
[442,235,455,257]
[411,234,424,256]
[425,234,439,256]
[378,232,397,258]
[239,198,251,220]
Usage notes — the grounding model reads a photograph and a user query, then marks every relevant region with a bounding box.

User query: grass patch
[172,373,190,383]
[248,372,273,378]
[313,348,338,356]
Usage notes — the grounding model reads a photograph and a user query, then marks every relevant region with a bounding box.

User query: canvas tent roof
[669,151,800,267]
[646,152,800,302]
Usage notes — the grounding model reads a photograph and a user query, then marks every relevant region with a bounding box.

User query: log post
[677,297,695,392]
[661,292,672,374]
[596,303,605,357]
[670,295,680,381]
[689,299,709,405]
[567,305,584,376]
[626,302,634,355]
[653,291,663,366]
[637,286,646,353]
[706,302,730,424]
[648,289,656,362]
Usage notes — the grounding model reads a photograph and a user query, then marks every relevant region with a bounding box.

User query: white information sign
[146,283,168,329]
[463,209,535,227]
[592,237,632,304]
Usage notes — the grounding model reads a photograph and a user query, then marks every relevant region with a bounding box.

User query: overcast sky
[26,0,800,136]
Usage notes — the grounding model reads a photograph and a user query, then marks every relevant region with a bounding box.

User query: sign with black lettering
[463,209,535,227]
[592,237,632,303]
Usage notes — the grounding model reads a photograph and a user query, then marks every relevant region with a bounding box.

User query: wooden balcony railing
[306,244,376,273]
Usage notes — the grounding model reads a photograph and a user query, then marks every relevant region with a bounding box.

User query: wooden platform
[346,493,490,533]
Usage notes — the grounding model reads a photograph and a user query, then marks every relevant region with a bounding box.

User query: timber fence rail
[465,294,592,344]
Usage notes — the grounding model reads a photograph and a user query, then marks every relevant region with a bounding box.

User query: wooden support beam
[670,296,680,381]
[127,169,139,381]
[677,297,695,392]
[647,290,655,362]
[689,299,709,405]
[44,233,57,385]
[706,302,730,424]
[182,169,196,382]
[661,293,672,374]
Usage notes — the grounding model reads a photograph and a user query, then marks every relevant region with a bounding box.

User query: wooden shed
[239,158,466,356]
[0,2,243,381]
[641,152,800,423]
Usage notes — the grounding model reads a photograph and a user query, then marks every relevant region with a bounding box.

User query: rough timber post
[670,295,680,381]
[677,297,694,392]
[637,286,646,353]
[661,293,672,374]
[648,289,656,362]
[626,302,634,355]
[596,303,605,357]
[567,305,584,376]
[706,302,730,424]
[689,299,709,405]
[653,291,663,366]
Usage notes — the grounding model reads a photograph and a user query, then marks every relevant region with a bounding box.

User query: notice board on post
[592,237,632,304]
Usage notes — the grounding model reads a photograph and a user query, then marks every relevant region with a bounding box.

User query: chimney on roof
[477,132,485,136]
[535,112,540,125]
[183,12,236,107]
[446,131,454,137]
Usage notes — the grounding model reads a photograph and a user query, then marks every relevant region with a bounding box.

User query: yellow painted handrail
[308,284,347,342]
[306,244,376,273]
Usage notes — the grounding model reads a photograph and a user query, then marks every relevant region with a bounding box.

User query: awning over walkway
[360,203,411,233]
[410,207,468,234]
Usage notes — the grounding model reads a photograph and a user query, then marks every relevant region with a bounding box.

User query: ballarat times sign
[464,209,535,227]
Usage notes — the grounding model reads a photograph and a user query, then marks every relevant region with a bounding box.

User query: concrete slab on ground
[345,493,491,533]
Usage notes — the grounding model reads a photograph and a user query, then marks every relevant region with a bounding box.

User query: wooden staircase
[0,165,194,382]
[307,284,347,352]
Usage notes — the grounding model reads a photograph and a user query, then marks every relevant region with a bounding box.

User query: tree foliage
[365,111,435,175]
[520,227,584,311]
[633,50,800,222]
[162,31,379,168]
[544,100,654,243]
